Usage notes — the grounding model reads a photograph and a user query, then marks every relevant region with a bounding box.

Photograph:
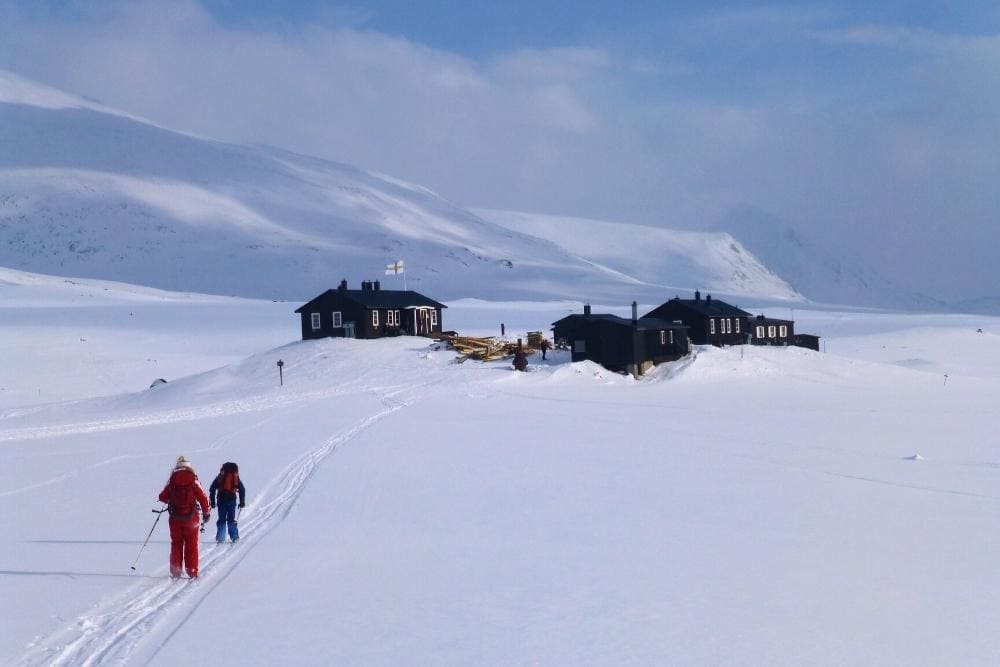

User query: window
[726,318,732,334]
[310,313,321,330]
[756,325,765,338]
[386,310,395,326]
[372,310,379,327]
[669,330,674,344]
[660,330,666,345]
[779,325,787,338]
[332,311,342,327]
[430,310,438,326]
[709,318,716,334]
[735,319,740,333]
[768,325,776,338]
[391,310,400,326]
[574,339,586,353]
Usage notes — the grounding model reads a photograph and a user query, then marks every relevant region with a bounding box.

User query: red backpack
[219,462,240,494]
[167,469,198,521]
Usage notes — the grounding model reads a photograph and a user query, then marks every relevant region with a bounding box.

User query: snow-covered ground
[2,271,1000,665]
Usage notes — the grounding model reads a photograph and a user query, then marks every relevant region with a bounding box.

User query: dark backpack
[219,462,240,495]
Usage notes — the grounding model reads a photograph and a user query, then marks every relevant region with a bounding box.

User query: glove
[203,513,211,523]
[238,502,245,508]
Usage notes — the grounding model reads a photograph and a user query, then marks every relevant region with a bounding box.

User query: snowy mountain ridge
[710,207,948,311]
[0,69,799,304]
[476,208,800,302]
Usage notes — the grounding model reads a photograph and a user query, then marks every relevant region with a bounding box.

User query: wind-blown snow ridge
[0,69,154,125]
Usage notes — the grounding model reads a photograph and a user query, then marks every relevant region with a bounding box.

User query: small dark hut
[642,290,751,346]
[552,303,689,377]
[793,333,821,351]
[295,280,446,340]
[748,314,795,346]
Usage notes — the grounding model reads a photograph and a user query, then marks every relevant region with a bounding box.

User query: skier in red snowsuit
[158,456,210,578]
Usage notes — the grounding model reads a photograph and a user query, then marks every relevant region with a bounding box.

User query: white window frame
[726,318,732,334]
[430,309,438,326]
[756,325,765,338]
[735,319,740,333]
[660,330,666,345]
[669,330,674,344]
[779,325,787,338]
[310,313,321,330]
[332,311,342,328]
[386,310,395,326]
[372,310,379,327]
[709,318,716,334]
[768,325,776,338]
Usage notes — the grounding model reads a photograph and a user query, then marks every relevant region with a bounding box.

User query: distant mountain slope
[1,69,799,304]
[475,209,801,302]
[711,207,946,311]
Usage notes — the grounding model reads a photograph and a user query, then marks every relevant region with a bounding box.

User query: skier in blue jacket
[209,462,246,543]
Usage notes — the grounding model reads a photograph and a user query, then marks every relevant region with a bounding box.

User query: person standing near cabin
[209,462,246,543]
[158,455,210,578]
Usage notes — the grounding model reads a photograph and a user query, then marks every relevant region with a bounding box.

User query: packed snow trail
[18,389,415,666]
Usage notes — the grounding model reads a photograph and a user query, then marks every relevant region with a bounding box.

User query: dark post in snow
[277,359,285,386]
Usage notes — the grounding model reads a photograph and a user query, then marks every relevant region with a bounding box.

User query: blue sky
[1,1,999,300]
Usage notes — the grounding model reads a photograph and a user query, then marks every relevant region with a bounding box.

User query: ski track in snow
[0,385,356,443]
[0,413,279,499]
[17,387,419,666]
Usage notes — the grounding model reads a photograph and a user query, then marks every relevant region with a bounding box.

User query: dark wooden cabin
[295,280,446,340]
[552,303,689,377]
[748,314,795,346]
[793,333,821,351]
[642,291,751,346]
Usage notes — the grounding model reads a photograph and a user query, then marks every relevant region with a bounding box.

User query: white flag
[385,259,405,275]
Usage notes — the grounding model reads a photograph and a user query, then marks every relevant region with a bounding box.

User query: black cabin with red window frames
[295,280,446,340]
[642,291,751,346]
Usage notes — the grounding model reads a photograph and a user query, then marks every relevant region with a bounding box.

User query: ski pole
[131,506,167,571]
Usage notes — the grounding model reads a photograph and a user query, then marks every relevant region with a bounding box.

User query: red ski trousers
[168,518,201,578]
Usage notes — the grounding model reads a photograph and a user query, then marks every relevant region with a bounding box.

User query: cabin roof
[552,313,688,332]
[295,288,447,313]
[647,297,752,318]
[750,314,794,325]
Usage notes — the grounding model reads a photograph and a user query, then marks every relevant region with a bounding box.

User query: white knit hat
[175,455,193,470]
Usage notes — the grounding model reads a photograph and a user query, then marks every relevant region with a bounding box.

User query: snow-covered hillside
[0,69,798,305]
[711,206,946,311]
[477,208,801,302]
[2,270,1000,665]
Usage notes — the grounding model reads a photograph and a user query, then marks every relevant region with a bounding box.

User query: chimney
[695,290,701,301]
[362,281,371,291]
[706,294,712,304]
[374,280,381,291]
[338,279,348,291]
[583,304,591,315]
[631,300,638,324]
